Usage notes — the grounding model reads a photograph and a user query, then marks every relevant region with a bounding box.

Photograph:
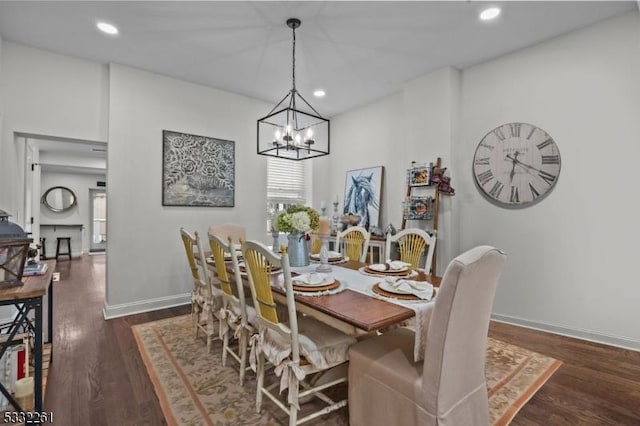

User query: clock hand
[505,154,543,174]
[507,151,520,183]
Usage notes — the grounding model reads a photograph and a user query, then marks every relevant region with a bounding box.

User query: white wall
[458,11,640,348]
[39,171,106,255]
[320,67,461,274]
[318,11,640,349]
[0,41,108,222]
[105,64,271,316]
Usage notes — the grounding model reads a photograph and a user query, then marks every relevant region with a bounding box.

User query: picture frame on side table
[162,130,235,207]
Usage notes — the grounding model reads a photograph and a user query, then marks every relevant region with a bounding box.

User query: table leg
[34,297,43,421]
[48,277,53,363]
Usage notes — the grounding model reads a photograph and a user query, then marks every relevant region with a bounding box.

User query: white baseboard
[491,313,640,352]
[103,293,191,320]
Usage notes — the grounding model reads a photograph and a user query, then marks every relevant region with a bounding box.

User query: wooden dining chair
[385,228,437,272]
[208,223,246,245]
[208,233,257,385]
[348,246,507,426]
[179,228,221,352]
[310,231,322,255]
[335,226,370,262]
[241,240,357,426]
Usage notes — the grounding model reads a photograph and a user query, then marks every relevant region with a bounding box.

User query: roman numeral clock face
[473,123,561,207]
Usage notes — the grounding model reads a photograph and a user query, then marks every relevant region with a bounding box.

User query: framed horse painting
[343,166,384,231]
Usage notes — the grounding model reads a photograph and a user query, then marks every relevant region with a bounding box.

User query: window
[267,157,308,231]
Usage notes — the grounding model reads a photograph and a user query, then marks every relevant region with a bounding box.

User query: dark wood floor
[44,255,640,425]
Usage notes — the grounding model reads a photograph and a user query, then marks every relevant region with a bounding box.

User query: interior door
[89,189,107,252]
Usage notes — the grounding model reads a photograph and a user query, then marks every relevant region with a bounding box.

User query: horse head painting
[343,167,383,231]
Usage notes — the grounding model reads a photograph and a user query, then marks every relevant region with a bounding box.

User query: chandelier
[257,18,330,161]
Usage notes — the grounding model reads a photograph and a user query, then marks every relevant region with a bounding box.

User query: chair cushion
[263,316,357,370]
[228,304,258,329]
[349,327,424,406]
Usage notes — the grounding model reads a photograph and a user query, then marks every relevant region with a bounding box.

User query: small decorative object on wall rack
[343,166,384,231]
[162,130,235,207]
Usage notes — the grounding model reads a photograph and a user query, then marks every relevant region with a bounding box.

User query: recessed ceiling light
[96,21,119,35]
[313,89,326,98]
[479,7,501,21]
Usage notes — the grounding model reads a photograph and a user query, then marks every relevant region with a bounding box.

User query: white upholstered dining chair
[208,233,257,385]
[335,226,370,262]
[241,240,357,426]
[385,228,437,272]
[348,246,507,426]
[179,228,222,352]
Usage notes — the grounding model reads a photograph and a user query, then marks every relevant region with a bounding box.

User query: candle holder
[332,200,340,233]
[315,234,332,273]
[271,229,280,252]
[321,206,327,217]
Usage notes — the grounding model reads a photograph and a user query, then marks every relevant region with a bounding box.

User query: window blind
[267,157,306,203]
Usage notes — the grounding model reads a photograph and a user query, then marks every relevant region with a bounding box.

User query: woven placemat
[293,279,341,293]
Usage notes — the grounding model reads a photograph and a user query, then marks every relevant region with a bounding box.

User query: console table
[0,261,54,421]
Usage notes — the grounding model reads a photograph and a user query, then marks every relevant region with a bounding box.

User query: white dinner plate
[292,274,336,287]
[368,263,409,273]
[378,280,428,295]
[309,252,343,261]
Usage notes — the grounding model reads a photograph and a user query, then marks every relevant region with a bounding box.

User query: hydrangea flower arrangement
[275,205,320,235]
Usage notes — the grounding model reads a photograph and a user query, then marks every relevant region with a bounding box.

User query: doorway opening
[90,189,107,253]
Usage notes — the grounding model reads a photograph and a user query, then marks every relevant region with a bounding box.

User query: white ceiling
[0,1,636,117]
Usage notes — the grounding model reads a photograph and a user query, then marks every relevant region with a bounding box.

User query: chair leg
[256,352,265,413]
[289,399,298,426]
[222,331,229,366]
[239,331,247,385]
[192,304,199,338]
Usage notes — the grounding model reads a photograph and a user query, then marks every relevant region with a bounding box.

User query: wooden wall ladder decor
[401,157,454,275]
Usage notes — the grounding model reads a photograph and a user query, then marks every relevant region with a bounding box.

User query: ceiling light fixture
[479,7,501,21]
[257,18,329,161]
[96,21,119,35]
[313,89,326,98]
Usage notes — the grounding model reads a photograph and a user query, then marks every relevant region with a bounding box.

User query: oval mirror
[41,186,77,213]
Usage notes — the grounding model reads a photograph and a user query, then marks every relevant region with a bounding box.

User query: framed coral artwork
[162,130,235,207]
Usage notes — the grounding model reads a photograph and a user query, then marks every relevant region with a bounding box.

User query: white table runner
[291,265,433,361]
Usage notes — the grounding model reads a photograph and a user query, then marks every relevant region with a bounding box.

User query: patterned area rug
[132,315,561,426]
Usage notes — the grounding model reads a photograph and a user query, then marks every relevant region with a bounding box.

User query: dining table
[205,254,442,361]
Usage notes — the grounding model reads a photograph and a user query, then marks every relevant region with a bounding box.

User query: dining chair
[348,246,507,426]
[385,228,437,272]
[179,228,222,353]
[335,226,370,262]
[208,233,257,385]
[241,240,357,426]
[310,231,322,255]
[208,223,246,244]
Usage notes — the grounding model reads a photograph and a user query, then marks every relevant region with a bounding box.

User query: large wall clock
[473,122,561,208]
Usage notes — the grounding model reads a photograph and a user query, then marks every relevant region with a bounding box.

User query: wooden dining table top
[203,252,441,334]
[256,259,440,334]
